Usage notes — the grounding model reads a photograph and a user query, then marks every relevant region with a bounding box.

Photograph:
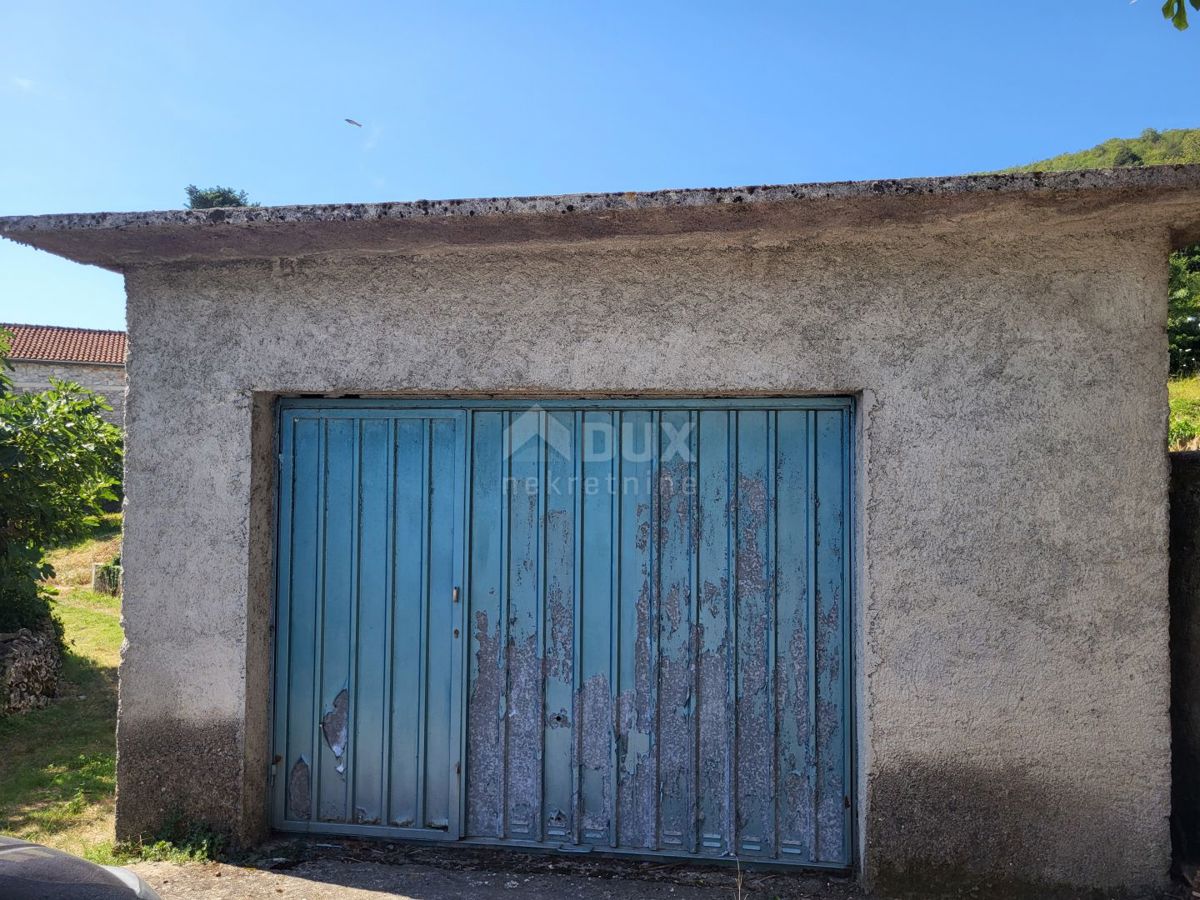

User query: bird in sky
[345,118,363,127]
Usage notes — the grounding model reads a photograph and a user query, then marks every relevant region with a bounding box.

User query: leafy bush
[1172,246,1200,377]
[184,184,258,209]
[0,330,123,634]
[1112,145,1144,167]
[1171,407,1200,449]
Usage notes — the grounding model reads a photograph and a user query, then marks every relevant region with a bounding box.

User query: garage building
[2,166,1197,895]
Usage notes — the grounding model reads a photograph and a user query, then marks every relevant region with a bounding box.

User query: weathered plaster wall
[119,220,1171,896]
[10,359,125,425]
[1171,451,1200,862]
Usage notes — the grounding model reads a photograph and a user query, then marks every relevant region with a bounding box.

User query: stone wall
[10,359,125,426]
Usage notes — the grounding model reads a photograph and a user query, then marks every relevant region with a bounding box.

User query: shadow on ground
[132,838,865,899]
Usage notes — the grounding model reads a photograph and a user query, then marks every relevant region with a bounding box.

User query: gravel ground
[130,858,743,899]
[127,841,865,900]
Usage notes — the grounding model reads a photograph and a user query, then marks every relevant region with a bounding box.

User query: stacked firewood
[0,624,62,714]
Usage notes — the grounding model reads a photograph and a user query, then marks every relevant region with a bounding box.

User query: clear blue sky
[2,1,1198,331]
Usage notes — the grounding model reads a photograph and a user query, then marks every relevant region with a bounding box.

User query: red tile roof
[2,323,126,365]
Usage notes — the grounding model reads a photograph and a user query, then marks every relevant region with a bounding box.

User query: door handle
[452,586,460,604]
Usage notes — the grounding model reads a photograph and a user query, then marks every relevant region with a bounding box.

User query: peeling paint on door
[321,688,349,774]
[272,399,852,869]
[463,401,853,868]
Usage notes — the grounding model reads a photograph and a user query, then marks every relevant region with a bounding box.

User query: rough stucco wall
[10,359,125,425]
[1172,452,1200,861]
[119,222,1170,896]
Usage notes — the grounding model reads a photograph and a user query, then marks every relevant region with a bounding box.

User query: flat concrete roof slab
[4,166,1200,270]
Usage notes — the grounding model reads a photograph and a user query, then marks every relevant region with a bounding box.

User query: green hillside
[1006,127,1200,172]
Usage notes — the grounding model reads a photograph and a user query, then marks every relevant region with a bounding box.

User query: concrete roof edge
[6,165,1200,233]
[5,165,1200,269]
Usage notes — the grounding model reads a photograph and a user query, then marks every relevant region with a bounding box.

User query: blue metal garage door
[271,409,466,836]
[272,399,853,868]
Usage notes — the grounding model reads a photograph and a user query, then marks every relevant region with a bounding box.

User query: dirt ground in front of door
[128,839,866,899]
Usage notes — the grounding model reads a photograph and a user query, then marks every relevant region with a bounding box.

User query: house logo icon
[503,405,574,460]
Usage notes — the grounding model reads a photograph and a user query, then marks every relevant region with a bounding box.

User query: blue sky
[2,1,1198,331]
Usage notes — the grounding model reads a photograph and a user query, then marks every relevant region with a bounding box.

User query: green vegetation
[1171,249,1200,376]
[1165,0,1200,30]
[0,516,122,860]
[109,817,228,864]
[1006,127,1200,173]
[0,329,123,637]
[184,184,258,209]
[1172,377,1200,450]
[0,513,224,864]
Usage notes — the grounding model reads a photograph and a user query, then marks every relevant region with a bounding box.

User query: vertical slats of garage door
[465,412,505,838]
[541,411,576,841]
[775,410,813,857]
[388,419,426,827]
[273,400,849,866]
[424,418,458,829]
[579,410,617,844]
[317,418,355,821]
[352,418,391,826]
[735,410,773,856]
[658,410,696,853]
[277,415,321,823]
[462,401,851,867]
[615,409,656,849]
[696,410,734,856]
[505,410,542,838]
[274,410,466,836]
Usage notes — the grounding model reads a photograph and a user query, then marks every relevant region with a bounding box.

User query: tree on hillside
[1112,145,1144,167]
[1164,0,1200,29]
[0,330,123,637]
[184,184,259,209]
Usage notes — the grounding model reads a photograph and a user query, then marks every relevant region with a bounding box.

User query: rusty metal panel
[273,398,852,868]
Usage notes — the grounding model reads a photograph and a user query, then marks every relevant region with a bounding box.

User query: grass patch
[44,512,122,589]
[0,512,227,866]
[1171,376,1200,450]
[0,517,122,860]
[103,819,229,865]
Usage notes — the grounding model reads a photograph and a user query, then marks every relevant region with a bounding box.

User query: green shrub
[1171,412,1200,449]
[111,815,229,863]
[1171,246,1200,377]
[0,330,122,635]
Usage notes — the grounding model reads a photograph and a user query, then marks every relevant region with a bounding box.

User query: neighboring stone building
[2,165,1199,897]
[4,323,126,425]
